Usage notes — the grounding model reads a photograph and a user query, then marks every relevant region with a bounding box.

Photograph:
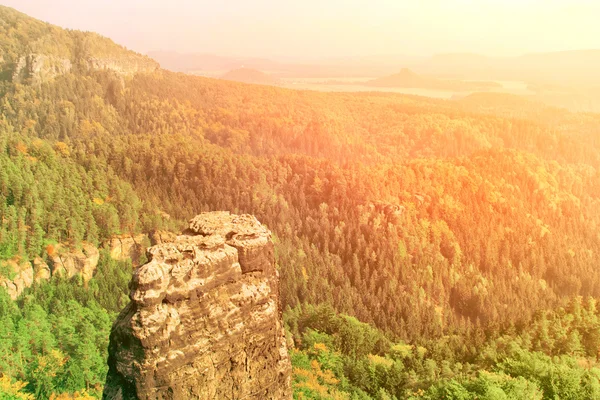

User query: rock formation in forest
[0,257,34,300]
[103,234,150,266]
[0,242,101,300]
[49,242,100,282]
[10,53,159,84]
[103,211,292,400]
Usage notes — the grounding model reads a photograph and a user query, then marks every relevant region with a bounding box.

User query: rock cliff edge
[102,211,292,400]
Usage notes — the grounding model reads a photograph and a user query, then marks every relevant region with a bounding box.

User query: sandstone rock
[104,234,149,266]
[0,257,34,300]
[33,257,51,283]
[12,54,72,84]
[11,52,158,85]
[148,230,177,246]
[103,211,292,400]
[49,242,99,282]
[88,56,159,76]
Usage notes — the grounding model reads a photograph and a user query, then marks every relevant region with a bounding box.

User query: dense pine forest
[1,5,600,399]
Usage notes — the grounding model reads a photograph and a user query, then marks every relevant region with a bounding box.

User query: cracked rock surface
[103,211,292,400]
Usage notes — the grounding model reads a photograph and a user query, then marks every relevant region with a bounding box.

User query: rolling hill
[366,68,501,91]
[220,67,279,85]
[420,50,600,86]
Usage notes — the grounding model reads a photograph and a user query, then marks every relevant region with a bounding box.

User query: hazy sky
[4,0,600,59]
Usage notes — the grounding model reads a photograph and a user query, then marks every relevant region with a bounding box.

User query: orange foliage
[46,244,56,256]
[32,138,44,150]
[54,142,70,156]
[15,142,28,154]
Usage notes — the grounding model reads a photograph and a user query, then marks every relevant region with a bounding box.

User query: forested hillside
[1,6,600,399]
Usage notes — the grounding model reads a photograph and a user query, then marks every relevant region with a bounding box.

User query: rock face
[11,53,158,84]
[88,56,158,76]
[148,230,177,246]
[0,245,97,300]
[104,234,149,266]
[103,212,292,400]
[33,257,51,283]
[0,257,34,300]
[12,54,72,84]
[49,242,100,282]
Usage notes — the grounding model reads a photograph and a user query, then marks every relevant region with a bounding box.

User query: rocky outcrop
[148,230,177,246]
[33,257,51,283]
[88,56,158,76]
[49,242,99,282]
[104,234,149,266]
[367,201,405,217]
[0,247,94,300]
[11,53,158,84]
[12,54,72,84]
[103,211,292,400]
[0,257,34,300]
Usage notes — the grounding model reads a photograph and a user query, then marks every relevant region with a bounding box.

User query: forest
[1,5,600,399]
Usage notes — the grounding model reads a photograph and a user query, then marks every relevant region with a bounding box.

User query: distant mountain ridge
[420,50,600,85]
[148,48,600,86]
[221,67,278,85]
[146,51,281,73]
[366,68,501,91]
